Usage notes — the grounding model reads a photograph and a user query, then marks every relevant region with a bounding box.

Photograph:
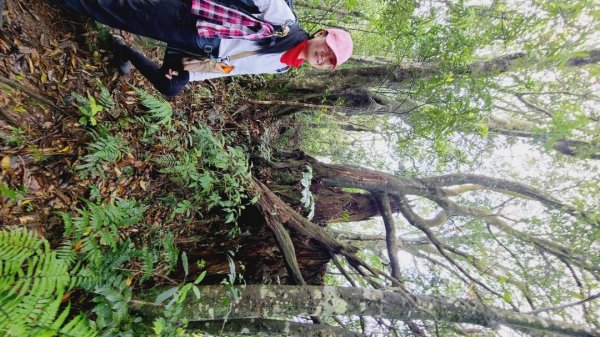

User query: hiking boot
[111,36,131,75]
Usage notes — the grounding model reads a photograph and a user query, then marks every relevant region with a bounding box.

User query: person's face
[304,30,336,70]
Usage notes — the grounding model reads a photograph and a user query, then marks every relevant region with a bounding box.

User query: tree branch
[373,192,402,285]
[396,196,512,306]
[186,318,366,337]
[515,93,553,117]
[525,292,600,315]
[422,173,597,227]
[436,198,600,277]
[0,75,61,110]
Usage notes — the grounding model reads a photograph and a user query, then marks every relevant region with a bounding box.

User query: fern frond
[96,80,115,111]
[76,129,130,177]
[134,87,173,127]
[62,198,147,284]
[0,228,44,264]
[138,247,155,281]
[59,312,97,337]
[152,153,179,168]
[0,228,98,336]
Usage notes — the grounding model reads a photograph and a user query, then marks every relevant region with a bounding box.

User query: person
[54,0,353,97]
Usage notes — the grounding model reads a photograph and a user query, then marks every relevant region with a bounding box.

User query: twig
[0,75,60,110]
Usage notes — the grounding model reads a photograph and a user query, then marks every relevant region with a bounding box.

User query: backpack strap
[226,50,259,61]
[216,0,299,40]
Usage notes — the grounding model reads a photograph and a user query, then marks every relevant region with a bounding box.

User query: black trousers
[57,0,219,96]
[60,0,200,50]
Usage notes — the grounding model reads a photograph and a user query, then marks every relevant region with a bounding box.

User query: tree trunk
[277,49,600,94]
[130,285,599,337]
[186,318,365,337]
[252,154,402,224]
[264,49,600,119]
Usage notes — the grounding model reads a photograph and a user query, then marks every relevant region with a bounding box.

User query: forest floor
[0,0,305,287]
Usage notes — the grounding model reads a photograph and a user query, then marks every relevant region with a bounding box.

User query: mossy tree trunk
[130,285,599,337]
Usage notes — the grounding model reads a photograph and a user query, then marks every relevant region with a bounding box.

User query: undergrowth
[1,72,255,336]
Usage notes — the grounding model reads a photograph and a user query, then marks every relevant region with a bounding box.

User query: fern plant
[61,198,147,271]
[0,126,26,146]
[134,87,173,129]
[95,79,115,112]
[0,228,97,336]
[76,128,130,177]
[300,165,316,220]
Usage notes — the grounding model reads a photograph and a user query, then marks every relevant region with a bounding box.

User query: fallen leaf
[1,156,11,171]
[73,240,83,252]
[61,292,72,303]
[57,145,70,153]
[18,46,33,54]
[139,180,147,191]
[18,215,36,224]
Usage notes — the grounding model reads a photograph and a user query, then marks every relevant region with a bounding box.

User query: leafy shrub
[153,124,256,226]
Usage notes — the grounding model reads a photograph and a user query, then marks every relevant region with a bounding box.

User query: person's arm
[188,53,287,81]
[252,0,295,25]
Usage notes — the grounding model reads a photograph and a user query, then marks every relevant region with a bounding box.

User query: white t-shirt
[188,0,295,82]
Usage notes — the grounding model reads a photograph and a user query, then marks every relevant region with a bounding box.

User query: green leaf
[87,94,104,116]
[194,271,206,285]
[182,252,189,277]
[192,285,201,299]
[225,212,236,224]
[178,283,193,303]
[503,290,513,304]
[0,183,18,200]
[153,317,165,335]
[155,286,178,305]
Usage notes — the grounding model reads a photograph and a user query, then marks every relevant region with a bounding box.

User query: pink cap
[325,28,353,70]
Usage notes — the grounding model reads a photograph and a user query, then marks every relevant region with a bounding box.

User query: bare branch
[373,192,402,284]
[396,196,513,307]
[436,198,600,278]
[515,93,553,117]
[525,292,600,315]
[0,75,61,110]
[422,173,597,227]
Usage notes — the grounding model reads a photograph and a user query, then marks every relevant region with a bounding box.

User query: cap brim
[325,38,339,70]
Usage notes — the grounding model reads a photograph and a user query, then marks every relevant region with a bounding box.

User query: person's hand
[165,69,179,79]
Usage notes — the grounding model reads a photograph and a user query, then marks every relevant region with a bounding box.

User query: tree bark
[130,285,600,337]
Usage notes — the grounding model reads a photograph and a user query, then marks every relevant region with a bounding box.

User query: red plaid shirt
[191,0,274,40]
